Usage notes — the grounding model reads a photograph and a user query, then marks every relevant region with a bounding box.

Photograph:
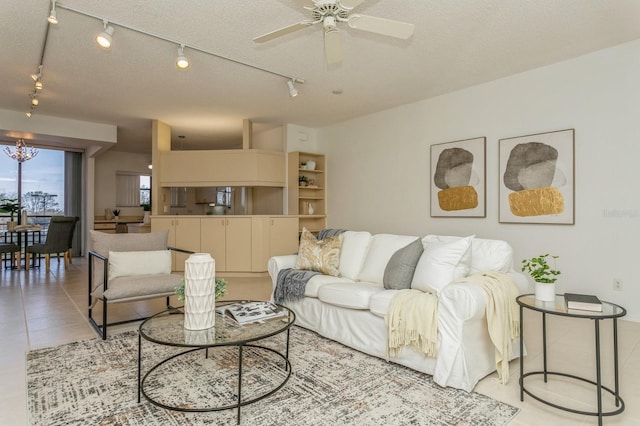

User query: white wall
[320,39,640,321]
[94,150,152,217]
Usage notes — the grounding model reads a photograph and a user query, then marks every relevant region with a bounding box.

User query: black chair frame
[88,246,193,339]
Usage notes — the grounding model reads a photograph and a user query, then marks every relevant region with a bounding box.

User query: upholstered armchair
[88,230,192,339]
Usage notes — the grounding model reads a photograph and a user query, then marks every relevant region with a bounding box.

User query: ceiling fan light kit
[253,0,415,64]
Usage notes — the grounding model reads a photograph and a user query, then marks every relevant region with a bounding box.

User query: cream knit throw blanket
[454,271,520,384]
[386,289,438,360]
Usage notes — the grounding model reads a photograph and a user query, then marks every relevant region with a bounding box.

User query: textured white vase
[535,282,556,302]
[143,211,150,224]
[183,253,216,330]
[306,160,316,170]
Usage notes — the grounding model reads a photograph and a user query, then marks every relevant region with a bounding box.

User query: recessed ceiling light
[332,89,343,95]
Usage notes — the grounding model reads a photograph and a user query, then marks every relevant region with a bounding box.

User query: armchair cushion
[108,250,171,280]
[91,273,183,302]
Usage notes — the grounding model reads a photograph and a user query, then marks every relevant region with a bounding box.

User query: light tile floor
[1,257,639,425]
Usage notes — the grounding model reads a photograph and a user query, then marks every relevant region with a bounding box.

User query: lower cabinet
[201,218,252,272]
[152,216,298,273]
[151,217,201,272]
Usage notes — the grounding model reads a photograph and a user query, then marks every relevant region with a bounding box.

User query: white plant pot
[183,253,216,330]
[535,282,556,302]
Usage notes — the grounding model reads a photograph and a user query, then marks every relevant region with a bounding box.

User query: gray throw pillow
[383,238,424,289]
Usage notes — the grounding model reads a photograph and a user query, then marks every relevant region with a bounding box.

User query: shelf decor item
[306,159,316,170]
[521,254,560,302]
[112,209,120,220]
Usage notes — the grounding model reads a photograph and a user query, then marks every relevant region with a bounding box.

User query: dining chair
[25,216,79,271]
[0,242,21,270]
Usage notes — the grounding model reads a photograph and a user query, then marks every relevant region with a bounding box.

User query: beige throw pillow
[294,228,343,276]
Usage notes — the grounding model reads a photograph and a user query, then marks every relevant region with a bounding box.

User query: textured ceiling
[2,0,640,153]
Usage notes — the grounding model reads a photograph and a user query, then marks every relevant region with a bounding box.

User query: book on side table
[564,293,603,312]
[216,301,288,325]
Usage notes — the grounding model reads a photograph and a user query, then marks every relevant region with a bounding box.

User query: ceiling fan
[253,0,415,64]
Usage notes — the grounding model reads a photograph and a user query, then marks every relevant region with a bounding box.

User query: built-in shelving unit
[288,152,326,233]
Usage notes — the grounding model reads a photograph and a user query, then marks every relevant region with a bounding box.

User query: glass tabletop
[516,294,626,319]
[139,301,295,348]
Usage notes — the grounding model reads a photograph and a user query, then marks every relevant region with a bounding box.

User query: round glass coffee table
[137,301,295,424]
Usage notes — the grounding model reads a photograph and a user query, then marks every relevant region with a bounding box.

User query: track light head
[31,97,39,106]
[287,80,298,98]
[176,45,190,69]
[35,81,43,90]
[26,111,32,118]
[47,1,58,24]
[96,21,115,48]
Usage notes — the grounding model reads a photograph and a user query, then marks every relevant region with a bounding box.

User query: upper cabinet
[159,149,286,187]
[288,152,326,233]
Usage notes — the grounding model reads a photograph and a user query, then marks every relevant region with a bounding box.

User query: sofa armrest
[268,255,298,290]
[439,272,529,321]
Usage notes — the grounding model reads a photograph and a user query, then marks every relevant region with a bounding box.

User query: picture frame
[499,128,575,224]
[430,137,486,218]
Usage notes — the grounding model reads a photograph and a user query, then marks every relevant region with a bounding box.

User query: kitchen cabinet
[200,217,252,272]
[269,217,299,256]
[151,217,200,271]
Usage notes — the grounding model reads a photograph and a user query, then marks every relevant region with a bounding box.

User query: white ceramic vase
[535,282,556,302]
[306,160,316,170]
[183,253,216,330]
[143,211,150,224]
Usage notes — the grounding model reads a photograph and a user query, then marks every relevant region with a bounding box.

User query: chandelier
[4,138,39,163]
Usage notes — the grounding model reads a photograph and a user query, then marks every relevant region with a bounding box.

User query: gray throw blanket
[274,269,320,304]
[274,228,347,304]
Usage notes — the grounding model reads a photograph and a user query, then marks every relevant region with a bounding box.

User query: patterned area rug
[27,326,519,425]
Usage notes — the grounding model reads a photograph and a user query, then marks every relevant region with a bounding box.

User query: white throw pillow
[411,235,473,293]
[338,231,372,279]
[357,234,419,285]
[108,250,172,280]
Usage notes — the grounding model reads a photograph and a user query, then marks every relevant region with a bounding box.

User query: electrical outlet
[613,278,623,291]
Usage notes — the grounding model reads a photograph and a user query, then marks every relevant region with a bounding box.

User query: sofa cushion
[369,289,399,317]
[318,281,384,310]
[108,250,172,280]
[294,228,343,276]
[411,235,473,294]
[91,273,183,301]
[469,238,514,273]
[383,238,424,289]
[338,231,372,279]
[357,234,419,285]
[305,275,355,298]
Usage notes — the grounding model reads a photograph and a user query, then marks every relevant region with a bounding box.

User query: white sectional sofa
[268,231,530,392]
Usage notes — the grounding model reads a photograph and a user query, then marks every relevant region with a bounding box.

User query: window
[116,173,151,207]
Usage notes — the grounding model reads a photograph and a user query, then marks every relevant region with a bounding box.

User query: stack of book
[564,293,602,312]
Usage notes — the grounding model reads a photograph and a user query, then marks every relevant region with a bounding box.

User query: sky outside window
[0,144,64,213]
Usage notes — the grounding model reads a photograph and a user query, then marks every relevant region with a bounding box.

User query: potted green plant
[299,175,310,187]
[175,278,227,302]
[112,209,121,220]
[522,254,560,302]
[0,198,21,230]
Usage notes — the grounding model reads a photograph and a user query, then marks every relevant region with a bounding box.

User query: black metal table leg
[237,344,243,425]
[542,312,547,382]
[519,304,524,401]
[595,319,602,426]
[137,332,142,403]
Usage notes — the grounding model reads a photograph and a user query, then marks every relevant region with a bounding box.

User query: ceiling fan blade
[337,0,367,10]
[253,21,313,43]
[347,14,415,39]
[324,29,342,64]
